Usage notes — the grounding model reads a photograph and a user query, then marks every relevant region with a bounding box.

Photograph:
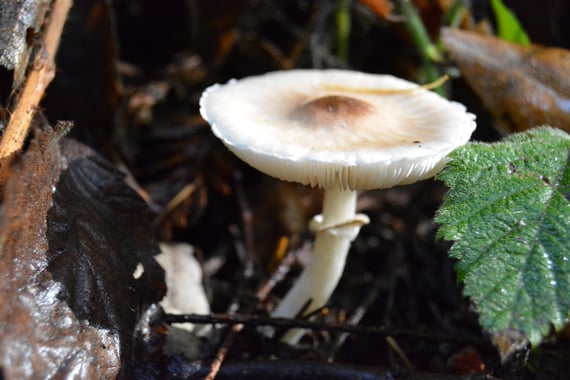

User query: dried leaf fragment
[441,27,570,133]
[358,0,394,20]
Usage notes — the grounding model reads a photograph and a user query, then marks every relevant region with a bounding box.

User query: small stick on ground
[165,313,488,347]
[385,336,415,372]
[256,242,309,302]
[0,0,73,161]
[325,274,385,361]
[234,172,258,280]
[204,323,244,380]
[205,174,259,380]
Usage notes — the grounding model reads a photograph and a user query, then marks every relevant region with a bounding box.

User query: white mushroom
[200,69,476,343]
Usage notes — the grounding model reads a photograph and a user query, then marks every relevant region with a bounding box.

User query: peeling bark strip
[0,126,165,379]
[0,0,52,86]
[0,0,72,160]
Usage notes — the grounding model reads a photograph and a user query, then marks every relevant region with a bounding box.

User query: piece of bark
[441,27,570,133]
[0,0,72,161]
[0,0,51,87]
[0,124,165,378]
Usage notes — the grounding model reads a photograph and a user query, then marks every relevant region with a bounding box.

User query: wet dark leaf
[0,125,165,378]
[441,27,570,133]
[47,134,166,338]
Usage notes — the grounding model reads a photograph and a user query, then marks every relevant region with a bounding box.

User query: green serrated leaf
[436,127,570,346]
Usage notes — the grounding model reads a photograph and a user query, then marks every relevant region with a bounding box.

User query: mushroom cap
[200,69,476,190]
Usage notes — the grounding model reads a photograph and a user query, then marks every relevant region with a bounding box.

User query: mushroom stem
[272,187,369,343]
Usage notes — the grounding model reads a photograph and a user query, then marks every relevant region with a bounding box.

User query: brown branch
[0,0,73,160]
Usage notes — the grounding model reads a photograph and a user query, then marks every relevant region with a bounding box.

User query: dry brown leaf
[358,0,394,20]
[441,27,570,133]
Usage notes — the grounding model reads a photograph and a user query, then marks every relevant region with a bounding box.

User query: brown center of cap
[290,95,375,129]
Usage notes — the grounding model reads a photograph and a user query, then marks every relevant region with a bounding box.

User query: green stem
[396,0,444,95]
[444,0,466,28]
[336,0,351,62]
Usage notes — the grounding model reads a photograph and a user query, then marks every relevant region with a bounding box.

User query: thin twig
[326,275,385,361]
[395,0,444,94]
[233,171,257,280]
[164,312,488,347]
[205,172,259,380]
[155,180,199,226]
[204,323,244,380]
[0,0,73,160]
[385,336,415,372]
[257,241,311,302]
[204,225,249,380]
